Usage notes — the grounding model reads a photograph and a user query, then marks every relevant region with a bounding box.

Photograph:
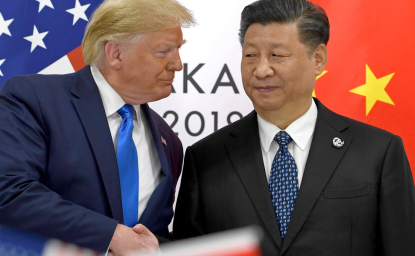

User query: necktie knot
[274,131,292,146]
[117,104,135,120]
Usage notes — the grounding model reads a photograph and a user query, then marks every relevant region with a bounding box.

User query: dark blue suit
[0,66,183,252]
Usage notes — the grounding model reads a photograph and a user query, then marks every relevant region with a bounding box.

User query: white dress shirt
[91,66,163,221]
[257,100,318,188]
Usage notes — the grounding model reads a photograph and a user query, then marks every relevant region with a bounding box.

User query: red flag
[313,0,415,175]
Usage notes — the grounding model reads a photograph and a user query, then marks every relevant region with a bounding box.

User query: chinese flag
[313,0,415,177]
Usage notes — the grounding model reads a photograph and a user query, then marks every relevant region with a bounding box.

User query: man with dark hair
[173,0,415,255]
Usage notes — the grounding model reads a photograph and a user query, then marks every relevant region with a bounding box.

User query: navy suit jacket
[174,98,415,256]
[0,66,183,252]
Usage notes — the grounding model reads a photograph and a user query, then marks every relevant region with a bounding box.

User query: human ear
[104,41,122,70]
[313,44,328,76]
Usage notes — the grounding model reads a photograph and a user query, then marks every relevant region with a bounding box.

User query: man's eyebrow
[269,43,284,48]
[244,42,284,48]
[159,39,187,48]
[179,39,187,47]
[245,42,257,47]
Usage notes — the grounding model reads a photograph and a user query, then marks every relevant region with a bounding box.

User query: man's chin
[149,88,172,103]
[253,100,284,113]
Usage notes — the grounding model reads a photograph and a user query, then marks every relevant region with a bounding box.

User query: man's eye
[157,48,171,55]
[245,54,255,57]
[272,53,287,58]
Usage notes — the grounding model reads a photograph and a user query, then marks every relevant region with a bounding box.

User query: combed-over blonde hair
[82,0,195,67]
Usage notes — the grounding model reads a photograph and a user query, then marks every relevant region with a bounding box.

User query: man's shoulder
[1,72,77,97]
[6,71,76,85]
[191,110,256,150]
[1,66,94,97]
[344,115,393,135]
[318,99,396,142]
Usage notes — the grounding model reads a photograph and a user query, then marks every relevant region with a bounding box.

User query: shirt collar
[90,66,142,127]
[258,99,318,153]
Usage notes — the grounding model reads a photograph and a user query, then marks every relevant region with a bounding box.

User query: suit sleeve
[173,146,207,239]
[379,135,415,255]
[0,78,118,252]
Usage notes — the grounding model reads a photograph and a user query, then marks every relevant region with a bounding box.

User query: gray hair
[239,0,329,53]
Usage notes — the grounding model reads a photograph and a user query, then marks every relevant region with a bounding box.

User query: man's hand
[109,224,159,256]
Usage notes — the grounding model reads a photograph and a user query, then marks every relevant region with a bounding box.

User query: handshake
[109,224,159,256]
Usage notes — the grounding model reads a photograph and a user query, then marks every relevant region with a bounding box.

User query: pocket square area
[323,184,371,199]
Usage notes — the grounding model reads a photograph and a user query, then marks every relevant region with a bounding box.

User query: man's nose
[167,50,183,71]
[253,57,274,79]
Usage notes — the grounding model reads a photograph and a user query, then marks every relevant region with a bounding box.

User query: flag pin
[161,136,167,146]
[332,137,344,148]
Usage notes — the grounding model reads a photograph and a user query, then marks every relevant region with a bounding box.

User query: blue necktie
[116,104,139,227]
[269,131,299,240]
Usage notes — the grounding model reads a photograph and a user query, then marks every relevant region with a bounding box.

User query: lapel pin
[161,136,167,146]
[332,137,344,148]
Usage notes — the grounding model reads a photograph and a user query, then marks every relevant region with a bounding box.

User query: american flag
[0,0,102,87]
[0,225,99,256]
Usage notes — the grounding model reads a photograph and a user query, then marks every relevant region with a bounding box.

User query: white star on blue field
[0,0,102,86]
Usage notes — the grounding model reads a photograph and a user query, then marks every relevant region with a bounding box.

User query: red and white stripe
[38,45,86,75]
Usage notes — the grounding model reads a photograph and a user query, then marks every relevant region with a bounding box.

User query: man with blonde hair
[0,0,194,255]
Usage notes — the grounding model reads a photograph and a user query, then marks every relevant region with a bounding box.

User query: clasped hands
[109,223,159,256]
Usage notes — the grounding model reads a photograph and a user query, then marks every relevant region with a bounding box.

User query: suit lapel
[281,99,352,254]
[71,70,173,229]
[225,112,283,250]
[138,104,173,228]
[70,66,123,222]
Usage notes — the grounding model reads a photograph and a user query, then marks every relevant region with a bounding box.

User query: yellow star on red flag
[349,65,395,116]
[312,0,415,176]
